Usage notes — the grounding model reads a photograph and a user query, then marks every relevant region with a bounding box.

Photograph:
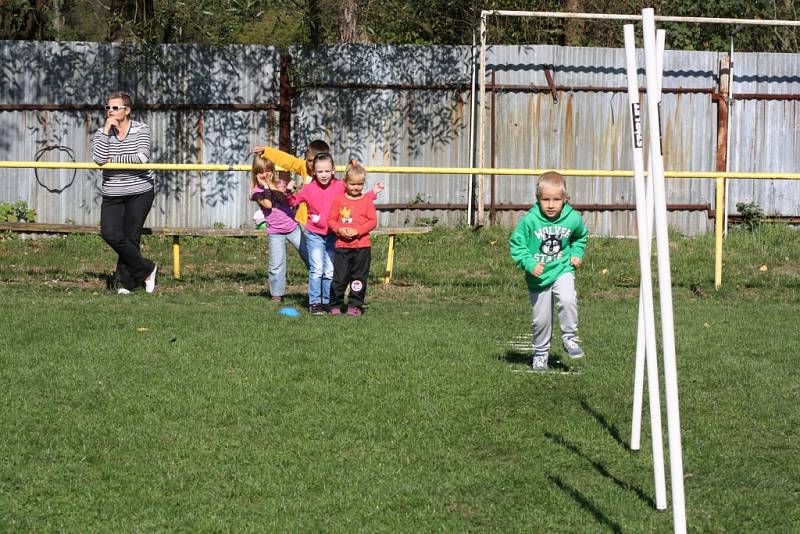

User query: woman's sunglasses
[104,105,129,111]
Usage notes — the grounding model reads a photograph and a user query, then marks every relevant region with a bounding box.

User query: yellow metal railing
[3,160,800,180]
[3,160,799,289]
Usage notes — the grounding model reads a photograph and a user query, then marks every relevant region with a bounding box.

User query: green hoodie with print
[509,202,589,292]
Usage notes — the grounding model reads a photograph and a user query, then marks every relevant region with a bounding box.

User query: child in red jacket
[327,160,378,316]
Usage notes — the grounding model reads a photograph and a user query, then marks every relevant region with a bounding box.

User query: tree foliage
[2,0,799,52]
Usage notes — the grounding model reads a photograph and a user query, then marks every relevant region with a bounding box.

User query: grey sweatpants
[529,271,579,354]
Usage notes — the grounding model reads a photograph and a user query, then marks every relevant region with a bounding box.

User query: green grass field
[1,225,798,532]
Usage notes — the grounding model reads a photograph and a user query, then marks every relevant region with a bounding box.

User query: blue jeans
[306,230,336,305]
[268,226,308,297]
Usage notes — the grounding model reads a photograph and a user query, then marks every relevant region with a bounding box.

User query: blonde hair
[536,171,569,202]
[251,154,276,189]
[344,159,366,183]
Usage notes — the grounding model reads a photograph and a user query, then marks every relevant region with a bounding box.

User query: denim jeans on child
[268,225,308,298]
[305,230,336,305]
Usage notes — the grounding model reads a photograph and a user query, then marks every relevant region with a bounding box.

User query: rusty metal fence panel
[288,44,474,229]
[0,40,280,228]
[727,52,800,219]
[2,41,799,234]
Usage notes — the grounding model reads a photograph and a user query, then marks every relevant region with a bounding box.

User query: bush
[736,201,764,232]
[0,200,36,222]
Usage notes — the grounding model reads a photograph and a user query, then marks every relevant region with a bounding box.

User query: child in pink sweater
[289,152,383,314]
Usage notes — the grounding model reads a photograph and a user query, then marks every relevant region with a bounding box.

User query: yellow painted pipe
[173,236,181,279]
[383,235,396,285]
[714,176,725,289]
[3,160,800,180]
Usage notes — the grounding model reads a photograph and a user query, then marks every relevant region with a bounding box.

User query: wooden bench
[0,222,432,285]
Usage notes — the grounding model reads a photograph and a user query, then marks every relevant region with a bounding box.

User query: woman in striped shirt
[92,91,157,294]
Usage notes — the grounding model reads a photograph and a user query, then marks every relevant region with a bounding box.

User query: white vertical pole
[631,27,664,451]
[631,289,646,450]
[477,13,487,226]
[468,32,477,226]
[624,24,667,511]
[635,27,665,445]
[642,8,687,533]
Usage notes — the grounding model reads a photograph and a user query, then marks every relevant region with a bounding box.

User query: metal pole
[490,69,497,224]
[468,32,478,226]
[477,13,487,226]
[4,161,800,179]
[482,10,800,27]
[724,36,734,237]
[642,8,687,533]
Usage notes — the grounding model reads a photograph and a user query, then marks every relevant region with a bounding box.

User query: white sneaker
[117,288,131,295]
[531,352,549,371]
[562,336,584,359]
[145,265,157,293]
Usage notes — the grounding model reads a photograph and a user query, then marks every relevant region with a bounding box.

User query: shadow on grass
[579,396,630,450]
[499,349,573,373]
[245,290,309,308]
[546,431,655,509]
[547,474,623,533]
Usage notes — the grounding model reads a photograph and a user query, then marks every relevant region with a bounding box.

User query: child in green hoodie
[509,171,589,371]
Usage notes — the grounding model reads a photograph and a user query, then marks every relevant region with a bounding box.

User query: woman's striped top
[92,120,154,196]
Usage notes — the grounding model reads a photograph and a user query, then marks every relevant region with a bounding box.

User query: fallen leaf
[137,327,149,332]
[759,264,768,272]
[704,322,711,328]
[601,268,609,275]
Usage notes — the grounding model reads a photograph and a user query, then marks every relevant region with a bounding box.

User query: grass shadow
[547,474,623,534]
[579,396,630,450]
[245,290,308,308]
[546,432,655,510]
[499,349,573,373]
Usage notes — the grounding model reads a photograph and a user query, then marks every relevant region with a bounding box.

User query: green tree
[2,0,799,51]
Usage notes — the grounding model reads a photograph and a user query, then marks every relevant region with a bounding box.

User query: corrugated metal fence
[1,40,798,235]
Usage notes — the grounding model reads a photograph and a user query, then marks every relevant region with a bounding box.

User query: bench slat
[0,222,432,237]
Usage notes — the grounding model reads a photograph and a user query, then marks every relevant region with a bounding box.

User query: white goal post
[476,9,800,227]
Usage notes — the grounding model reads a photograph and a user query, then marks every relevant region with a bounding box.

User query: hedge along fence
[2,41,800,235]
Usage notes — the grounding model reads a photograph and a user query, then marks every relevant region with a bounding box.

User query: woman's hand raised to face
[103,116,120,136]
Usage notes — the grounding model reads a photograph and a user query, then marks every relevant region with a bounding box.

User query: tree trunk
[339,0,360,44]
[562,0,584,46]
[16,0,48,40]
[51,0,63,38]
[108,0,153,41]
[305,0,322,46]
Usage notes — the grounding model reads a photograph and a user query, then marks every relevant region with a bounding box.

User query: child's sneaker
[308,303,325,315]
[531,352,549,371]
[562,336,584,359]
[329,306,342,316]
[144,265,157,294]
[346,306,363,317]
